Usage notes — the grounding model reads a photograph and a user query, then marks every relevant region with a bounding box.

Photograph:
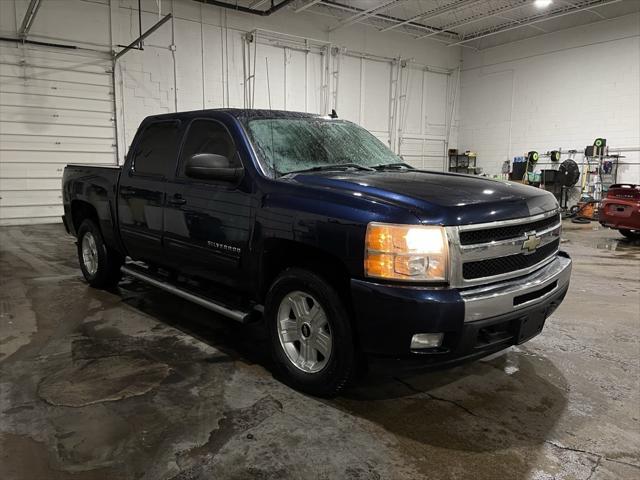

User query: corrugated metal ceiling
[285,0,640,49]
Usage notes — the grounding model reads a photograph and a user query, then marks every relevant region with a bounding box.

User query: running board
[121,265,252,323]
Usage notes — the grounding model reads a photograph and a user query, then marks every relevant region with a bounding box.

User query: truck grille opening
[475,320,517,349]
[459,214,560,245]
[513,281,557,306]
[463,239,560,280]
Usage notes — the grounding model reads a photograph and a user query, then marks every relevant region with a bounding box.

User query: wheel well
[70,200,99,234]
[260,240,353,309]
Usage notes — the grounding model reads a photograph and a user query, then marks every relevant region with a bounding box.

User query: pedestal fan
[557,159,580,210]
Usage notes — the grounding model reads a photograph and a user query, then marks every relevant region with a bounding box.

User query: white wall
[458,13,640,184]
[0,0,462,162]
[0,0,462,224]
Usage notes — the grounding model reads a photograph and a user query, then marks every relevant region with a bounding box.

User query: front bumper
[351,252,572,358]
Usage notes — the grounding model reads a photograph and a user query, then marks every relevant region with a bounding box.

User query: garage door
[399,66,450,171]
[337,55,393,148]
[0,41,116,226]
[399,137,446,171]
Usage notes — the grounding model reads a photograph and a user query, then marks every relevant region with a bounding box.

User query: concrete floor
[0,221,638,480]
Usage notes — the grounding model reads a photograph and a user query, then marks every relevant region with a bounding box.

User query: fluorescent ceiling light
[534,0,553,7]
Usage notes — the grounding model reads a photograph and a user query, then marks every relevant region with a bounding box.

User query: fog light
[410,333,444,349]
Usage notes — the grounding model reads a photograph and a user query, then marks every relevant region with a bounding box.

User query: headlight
[364,222,448,282]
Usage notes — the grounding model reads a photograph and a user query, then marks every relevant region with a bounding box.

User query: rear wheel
[266,268,356,397]
[77,219,123,288]
[620,229,640,240]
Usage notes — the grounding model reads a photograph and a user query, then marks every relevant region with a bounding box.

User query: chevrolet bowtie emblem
[522,234,541,253]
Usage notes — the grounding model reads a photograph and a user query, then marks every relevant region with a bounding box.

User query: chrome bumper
[460,252,572,322]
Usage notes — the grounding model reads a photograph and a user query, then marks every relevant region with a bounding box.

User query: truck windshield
[245,118,403,177]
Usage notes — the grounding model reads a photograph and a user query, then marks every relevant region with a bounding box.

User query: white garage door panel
[425,71,448,137]
[400,137,445,171]
[1,76,112,97]
[401,68,449,138]
[0,190,62,206]
[306,52,324,114]
[423,139,445,154]
[0,48,111,74]
[0,91,113,112]
[0,65,111,87]
[1,151,115,164]
[399,138,423,169]
[1,134,114,151]
[1,179,62,191]
[254,45,286,110]
[337,55,362,123]
[0,81,112,102]
[362,59,391,134]
[371,131,390,149]
[0,204,63,222]
[0,121,114,138]
[397,67,450,171]
[0,105,113,126]
[285,49,307,112]
[403,67,424,136]
[0,162,65,178]
[0,41,116,225]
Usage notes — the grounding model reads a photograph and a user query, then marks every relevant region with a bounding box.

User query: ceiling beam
[328,0,404,32]
[414,0,531,41]
[378,0,483,33]
[447,0,623,47]
[320,1,459,38]
[495,14,548,33]
[295,0,323,13]
[18,0,43,39]
[558,0,607,19]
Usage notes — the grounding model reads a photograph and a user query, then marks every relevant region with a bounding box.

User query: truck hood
[287,170,558,225]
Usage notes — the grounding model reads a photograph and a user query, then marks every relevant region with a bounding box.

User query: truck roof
[142,108,324,124]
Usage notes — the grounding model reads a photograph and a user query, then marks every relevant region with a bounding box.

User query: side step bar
[121,265,252,323]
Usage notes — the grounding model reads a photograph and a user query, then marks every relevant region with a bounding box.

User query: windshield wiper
[372,162,413,170]
[284,163,375,175]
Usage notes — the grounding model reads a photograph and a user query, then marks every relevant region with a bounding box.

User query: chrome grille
[462,239,560,280]
[447,209,562,287]
[459,214,560,245]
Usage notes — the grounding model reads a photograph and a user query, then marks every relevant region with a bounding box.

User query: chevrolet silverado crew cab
[62,109,572,396]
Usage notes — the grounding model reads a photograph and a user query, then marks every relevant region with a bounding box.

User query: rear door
[163,118,253,289]
[117,120,180,265]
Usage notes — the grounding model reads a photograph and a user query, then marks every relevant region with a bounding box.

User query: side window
[132,121,180,177]
[179,119,240,176]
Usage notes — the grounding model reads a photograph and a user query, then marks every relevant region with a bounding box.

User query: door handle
[168,194,186,206]
[120,187,135,195]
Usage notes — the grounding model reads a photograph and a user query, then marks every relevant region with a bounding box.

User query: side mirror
[185,153,242,181]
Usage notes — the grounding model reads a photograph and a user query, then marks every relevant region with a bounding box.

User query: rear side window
[132,121,180,176]
[179,119,240,176]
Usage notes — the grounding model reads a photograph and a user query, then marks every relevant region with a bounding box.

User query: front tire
[265,268,356,397]
[77,219,123,288]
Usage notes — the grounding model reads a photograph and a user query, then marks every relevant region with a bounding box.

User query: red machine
[599,184,640,239]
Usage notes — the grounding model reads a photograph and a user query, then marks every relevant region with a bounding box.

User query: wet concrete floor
[0,222,638,479]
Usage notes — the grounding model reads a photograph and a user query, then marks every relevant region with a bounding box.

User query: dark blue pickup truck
[62,109,572,396]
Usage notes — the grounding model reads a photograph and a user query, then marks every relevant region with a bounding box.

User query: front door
[163,118,253,289]
[118,120,180,265]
